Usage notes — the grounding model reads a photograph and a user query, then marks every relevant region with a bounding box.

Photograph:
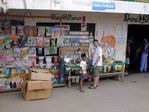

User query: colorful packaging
[18,35,28,47]
[28,37,36,47]
[52,56,59,63]
[20,47,28,57]
[45,27,52,37]
[36,47,44,56]
[50,47,58,55]
[28,47,36,57]
[11,26,16,34]
[36,37,43,47]
[14,48,20,57]
[52,27,65,38]
[31,26,38,37]
[6,49,14,56]
[38,27,45,37]
[0,38,4,46]
[50,38,57,47]
[24,26,38,37]
[7,56,14,65]
[43,38,50,47]
[2,68,11,78]
[57,38,64,47]
[4,26,11,34]
[10,34,19,46]
[17,26,24,35]
[0,55,6,66]
[44,48,51,56]
[4,36,12,49]
[38,57,45,69]
[46,56,52,68]
[24,26,30,36]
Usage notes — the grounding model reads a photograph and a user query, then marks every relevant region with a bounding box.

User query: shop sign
[92,2,115,11]
[124,13,149,23]
[50,14,82,21]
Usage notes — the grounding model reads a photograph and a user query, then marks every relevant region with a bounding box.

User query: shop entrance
[127,24,149,73]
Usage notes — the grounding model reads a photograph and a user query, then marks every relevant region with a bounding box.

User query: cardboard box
[22,80,52,100]
[31,72,51,81]
[27,81,52,91]
[30,68,49,73]
[24,89,51,100]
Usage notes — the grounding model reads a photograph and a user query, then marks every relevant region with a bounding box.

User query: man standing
[89,39,102,89]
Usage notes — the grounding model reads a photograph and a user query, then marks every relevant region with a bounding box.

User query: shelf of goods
[89,61,127,81]
[59,31,90,87]
[0,25,66,91]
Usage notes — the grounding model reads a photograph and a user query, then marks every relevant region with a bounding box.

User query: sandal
[90,84,98,87]
[88,85,98,89]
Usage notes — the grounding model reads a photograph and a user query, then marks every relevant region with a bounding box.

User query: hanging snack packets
[50,38,57,47]
[28,37,36,47]
[36,37,43,47]
[44,47,51,56]
[43,38,50,47]
[28,47,36,57]
[14,48,20,57]
[17,26,24,35]
[38,27,45,37]
[45,27,52,37]
[11,26,16,35]
[20,47,28,57]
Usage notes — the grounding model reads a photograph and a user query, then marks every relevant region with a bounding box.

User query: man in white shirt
[89,39,102,89]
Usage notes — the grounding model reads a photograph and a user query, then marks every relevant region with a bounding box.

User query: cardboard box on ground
[29,68,51,81]
[22,81,52,100]
[21,68,53,100]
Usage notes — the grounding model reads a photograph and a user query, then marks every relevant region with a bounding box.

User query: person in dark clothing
[140,38,149,73]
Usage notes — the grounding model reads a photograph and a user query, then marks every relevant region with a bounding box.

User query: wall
[94,13,127,62]
[0,10,128,62]
[6,0,52,10]
[5,0,149,14]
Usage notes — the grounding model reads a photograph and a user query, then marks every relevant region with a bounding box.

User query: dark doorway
[36,22,95,36]
[127,24,149,73]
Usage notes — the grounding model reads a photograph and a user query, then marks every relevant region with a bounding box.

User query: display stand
[59,31,89,87]
[0,25,66,92]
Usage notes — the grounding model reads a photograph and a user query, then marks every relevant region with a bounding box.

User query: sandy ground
[0,73,149,112]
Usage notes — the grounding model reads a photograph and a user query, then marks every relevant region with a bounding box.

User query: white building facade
[1,0,149,63]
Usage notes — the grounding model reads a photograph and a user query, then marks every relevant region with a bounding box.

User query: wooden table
[65,65,81,88]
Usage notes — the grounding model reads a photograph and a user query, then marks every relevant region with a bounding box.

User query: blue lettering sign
[92,2,115,11]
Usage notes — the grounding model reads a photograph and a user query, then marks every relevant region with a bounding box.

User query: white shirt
[80,60,87,74]
[92,46,102,66]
